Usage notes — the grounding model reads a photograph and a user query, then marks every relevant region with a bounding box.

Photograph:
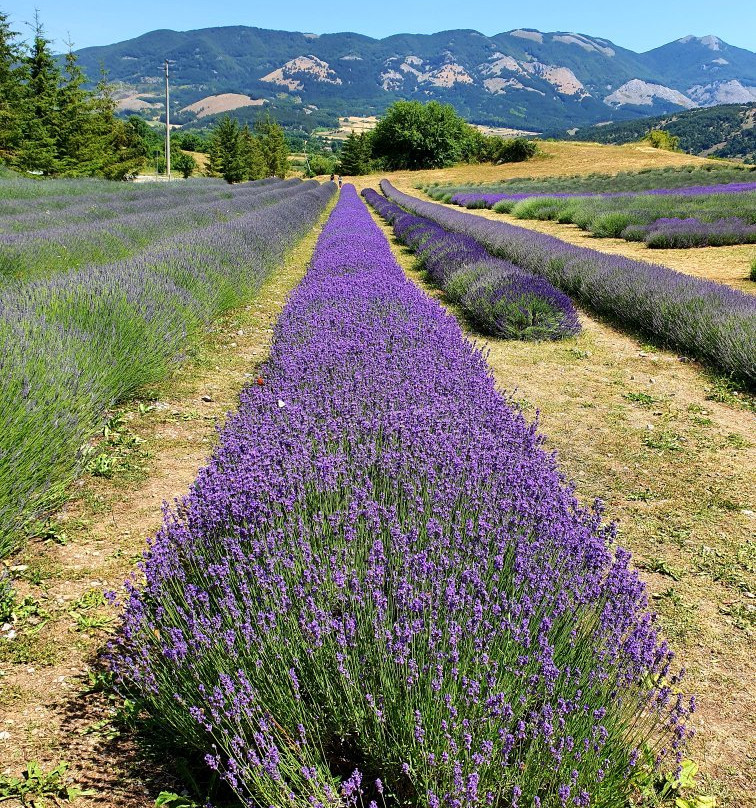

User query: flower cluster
[0,179,335,556]
[110,185,692,808]
[382,181,756,388]
[362,188,579,341]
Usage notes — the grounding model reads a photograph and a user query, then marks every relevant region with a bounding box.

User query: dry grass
[362,192,756,808]
[0,202,335,805]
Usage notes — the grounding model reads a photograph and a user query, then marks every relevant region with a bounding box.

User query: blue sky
[3,0,755,53]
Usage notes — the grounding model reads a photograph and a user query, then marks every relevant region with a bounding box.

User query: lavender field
[0,177,334,556]
[111,186,693,807]
[426,181,756,249]
[2,165,750,807]
[383,181,756,386]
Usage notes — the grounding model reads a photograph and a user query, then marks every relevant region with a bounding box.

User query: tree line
[308,100,539,177]
[0,9,290,183]
[0,10,147,179]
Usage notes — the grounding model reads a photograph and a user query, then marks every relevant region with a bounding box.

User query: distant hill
[552,103,756,161]
[72,26,756,132]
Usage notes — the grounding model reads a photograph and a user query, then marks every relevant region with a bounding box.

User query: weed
[567,348,592,359]
[643,558,682,581]
[719,601,756,633]
[624,391,659,406]
[643,430,683,451]
[0,761,93,806]
[627,489,655,502]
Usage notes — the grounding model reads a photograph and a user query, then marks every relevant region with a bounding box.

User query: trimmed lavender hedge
[622,217,756,249]
[111,185,692,808]
[447,181,756,209]
[0,178,301,281]
[0,179,335,557]
[363,188,579,341]
[382,181,756,388]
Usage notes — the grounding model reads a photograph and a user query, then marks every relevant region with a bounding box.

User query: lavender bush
[0,179,335,557]
[423,164,756,203]
[362,188,579,341]
[111,185,692,808]
[0,179,298,281]
[382,181,756,388]
[623,217,756,248]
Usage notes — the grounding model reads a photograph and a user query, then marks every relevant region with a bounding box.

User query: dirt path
[361,197,756,808]
[0,201,334,805]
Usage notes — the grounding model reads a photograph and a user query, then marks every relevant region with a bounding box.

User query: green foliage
[563,103,756,162]
[207,115,288,183]
[305,152,337,177]
[255,115,289,178]
[174,151,198,178]
[337,130,372,176]
[0,11,26,163]
[0,11,146,178]
[750,257,756,281]
[643,129,681,152]
[371,100,470,170]
[0,761,93,805]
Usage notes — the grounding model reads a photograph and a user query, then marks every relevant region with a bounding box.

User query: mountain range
[72,26,756,132]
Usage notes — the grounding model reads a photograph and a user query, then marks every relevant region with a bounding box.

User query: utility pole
[164,59,171,181]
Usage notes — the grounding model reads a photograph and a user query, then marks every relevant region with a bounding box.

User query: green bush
[750,257,756,281]
[591,212,635,238]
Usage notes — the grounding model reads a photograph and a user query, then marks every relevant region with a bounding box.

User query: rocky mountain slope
[73,26,756,131]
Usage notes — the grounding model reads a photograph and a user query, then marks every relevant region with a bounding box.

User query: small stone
[201,395,213,403]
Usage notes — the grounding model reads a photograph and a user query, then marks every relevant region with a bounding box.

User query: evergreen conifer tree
[0,11,26,164]
[207,116,245,183]
[19,14,61,174]
[256,116,288,178]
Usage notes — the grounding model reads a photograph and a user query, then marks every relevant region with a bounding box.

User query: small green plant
[0,571,15,623]
[749,256,756,282]
[155,793,202,808]
[0,761,93,805]
[644,558,682,581]
[624,391,659,406]
[644,430,683,451]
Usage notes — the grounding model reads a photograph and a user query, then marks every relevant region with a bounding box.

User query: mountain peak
[677,34,724,50]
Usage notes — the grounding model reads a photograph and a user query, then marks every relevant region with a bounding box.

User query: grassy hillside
[555,103,756,161]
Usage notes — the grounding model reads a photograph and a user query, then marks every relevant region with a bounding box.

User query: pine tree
[207,116,245,183]
[18,13,61,174]
[256,116,288,178]
[240,124,266,180]
[338,131,372,176]
[56,42,93,174]
[0,11,26,164]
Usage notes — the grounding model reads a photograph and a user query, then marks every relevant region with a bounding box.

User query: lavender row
[622,217,756,248]
[447,180,756,208]
[0,179,302,281]
[382,181,756,387]
[0,179,335,557]
[0,180,259,234]
[111,185,691,807]
[362,188,579,341]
